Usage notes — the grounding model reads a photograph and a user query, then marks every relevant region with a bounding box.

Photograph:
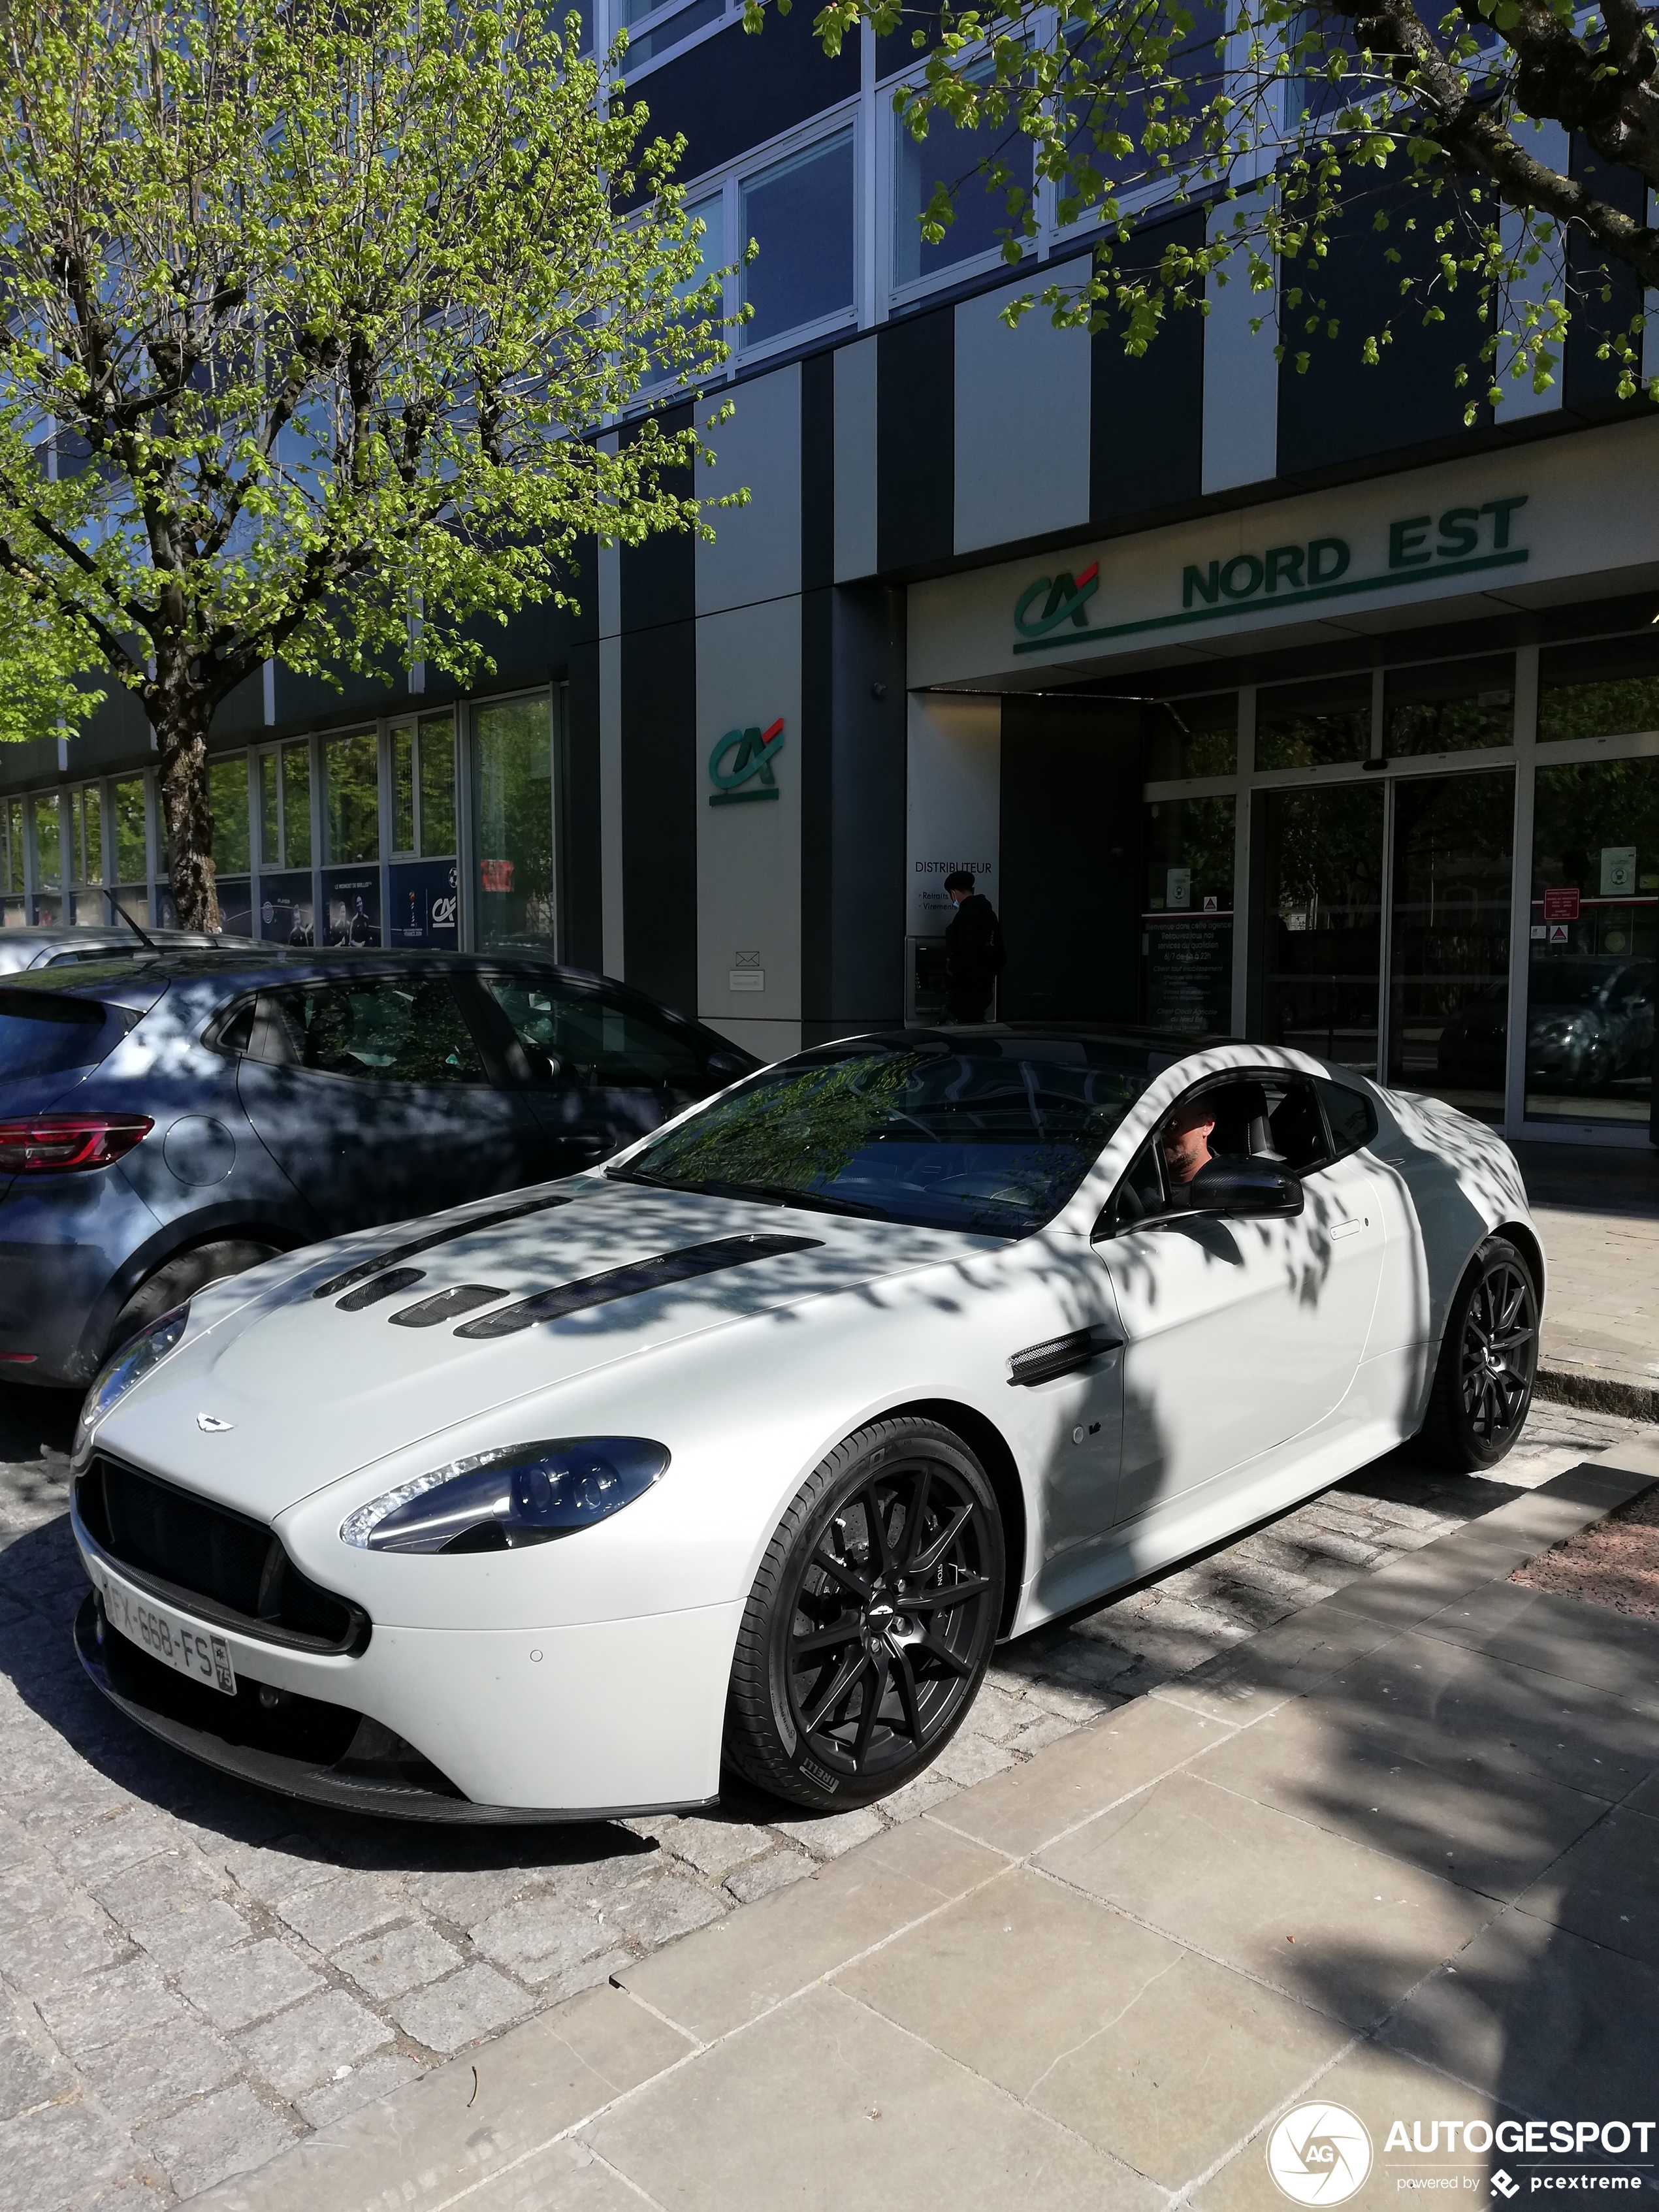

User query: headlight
[72,1304,191,1464]
[338,1436,670,1554]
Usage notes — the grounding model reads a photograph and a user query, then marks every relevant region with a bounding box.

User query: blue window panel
[893,98,1015,287]
[741,129,855,349]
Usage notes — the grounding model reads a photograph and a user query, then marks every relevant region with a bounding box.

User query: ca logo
[709,717,785,807]
[1266,2102,1374,2204]
[1013,560,1100,638]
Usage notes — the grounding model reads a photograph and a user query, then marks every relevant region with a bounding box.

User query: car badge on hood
[195,1413,234,1434]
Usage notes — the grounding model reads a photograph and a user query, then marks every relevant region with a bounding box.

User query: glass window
[1387,770,1515,1123]
[0,991,120,1079]
[483,974,703,1095]
[419,713,456,856]
[271,740,312,870]
[1317,1076,1378,1159]
[1538,633,1659,744]
[613,1034,1167,1237]
[1146,694,1237,780]
[741,130,855,349]
[893,68,1016,288]
[391,720,415,855]
[1253,781,1384,1074]
[31,793,62,891]
[324,730,379,865]
[209,757,250,876]
[71,787,103,885]
[112,779,148,886]
[1255,675,1371,770]
[1,797,21,897]
[1142,794,1234,1033]
[472,695,554,950]
[259,977,487,1085]
[650,190,724,387]
[1524,758,1658,1125]
[1385,656,1514,757]
[622,0,722,64]
[1074,1,1227,195]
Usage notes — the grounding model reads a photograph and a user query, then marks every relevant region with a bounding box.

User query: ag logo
[1013,560,1099,639]
[1266,2102,1374,2204]
[709,716,784,807]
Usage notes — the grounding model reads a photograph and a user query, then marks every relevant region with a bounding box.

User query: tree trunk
[153,690,221,933]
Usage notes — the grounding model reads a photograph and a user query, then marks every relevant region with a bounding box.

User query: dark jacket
[944,893,1006,1005]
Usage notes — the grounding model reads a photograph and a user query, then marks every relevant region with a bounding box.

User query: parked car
[0,951,756,1387]
[66,1029,1543,1822]
[1437,957,1655,1094]
[0,922,264,974]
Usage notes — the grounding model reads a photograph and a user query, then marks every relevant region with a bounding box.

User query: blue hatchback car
[0,951,757,1388]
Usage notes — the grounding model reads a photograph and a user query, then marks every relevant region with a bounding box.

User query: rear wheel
[104,1240,281,1363]
[1419,1236,1539,1471]
[724,1417,1004,1811]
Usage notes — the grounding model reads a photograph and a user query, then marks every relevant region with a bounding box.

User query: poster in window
[321,867,382,948]
[389,859,460,952]
[1144,916,1232,1034]
[259,869,315,946]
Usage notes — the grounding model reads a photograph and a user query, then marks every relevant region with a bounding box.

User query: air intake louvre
[454,1234,824,1338]
[312,1194,574,1301]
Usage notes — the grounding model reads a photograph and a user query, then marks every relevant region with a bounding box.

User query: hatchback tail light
[0,1115,154,1174]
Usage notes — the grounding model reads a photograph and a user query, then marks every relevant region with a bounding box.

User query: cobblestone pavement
[0,1381,1643,2211]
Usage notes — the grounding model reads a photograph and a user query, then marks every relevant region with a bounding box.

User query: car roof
[822,1023,1240,1057]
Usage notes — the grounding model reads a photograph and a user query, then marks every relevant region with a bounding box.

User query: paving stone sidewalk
[0,1384,1645,2210]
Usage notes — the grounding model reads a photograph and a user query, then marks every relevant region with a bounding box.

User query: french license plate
[91,1563,237,1696]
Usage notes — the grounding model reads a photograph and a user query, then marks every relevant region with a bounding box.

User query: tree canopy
[0,0,732,924]
[808,0,1658,411]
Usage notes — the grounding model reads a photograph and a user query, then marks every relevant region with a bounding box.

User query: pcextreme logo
[1267,2103,1375,2205]
[709,716,784,808]
[1013,562,1100,639]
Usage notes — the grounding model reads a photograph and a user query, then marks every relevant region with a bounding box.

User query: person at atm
[942,871,1007,1022]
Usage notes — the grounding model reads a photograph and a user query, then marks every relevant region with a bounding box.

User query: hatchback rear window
[0,993,119,1078]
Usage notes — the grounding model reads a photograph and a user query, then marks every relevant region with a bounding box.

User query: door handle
[1330,1217,1366,1240]
[1008,1324,1123,1387]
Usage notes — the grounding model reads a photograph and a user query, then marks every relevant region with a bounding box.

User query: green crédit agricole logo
[1013,562,1100,639]
[709,717,785,807]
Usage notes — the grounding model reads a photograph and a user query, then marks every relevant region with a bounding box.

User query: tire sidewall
[756,1420,1004,1811]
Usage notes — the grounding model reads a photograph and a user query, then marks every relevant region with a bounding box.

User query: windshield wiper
[606,1164,884,1220]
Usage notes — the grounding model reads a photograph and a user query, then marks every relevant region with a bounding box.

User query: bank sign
[1012,495,1530,654]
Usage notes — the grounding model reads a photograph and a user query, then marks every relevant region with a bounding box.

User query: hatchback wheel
[1420,1236,1539,1471]
[104,1240,281,1364]
[724,1417,1004,1810]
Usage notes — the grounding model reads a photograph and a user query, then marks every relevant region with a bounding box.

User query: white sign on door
[1601,846,1637,897]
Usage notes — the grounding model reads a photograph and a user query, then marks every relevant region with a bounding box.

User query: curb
[1536,1364,1659,1424]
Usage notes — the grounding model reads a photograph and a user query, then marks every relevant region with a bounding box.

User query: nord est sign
[1012,495,1530,655]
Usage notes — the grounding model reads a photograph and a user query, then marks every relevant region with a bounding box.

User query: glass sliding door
[1142,794,1235,1033]
[1253,781,1385,1074]
[1525,756,1658,1124]
[1387,769,1514,1121]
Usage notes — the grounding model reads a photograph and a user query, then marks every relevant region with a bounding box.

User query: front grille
[76,1455,370,1656]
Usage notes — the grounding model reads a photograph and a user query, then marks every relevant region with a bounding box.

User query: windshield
[609,1035,1169,1236]
[1530,959,1647,1010]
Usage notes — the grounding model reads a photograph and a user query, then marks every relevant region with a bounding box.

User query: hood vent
[312,1194,575,1302]
[454,1233,824,1339]
[389,1284,510,1328]
[337,1266,425,1311]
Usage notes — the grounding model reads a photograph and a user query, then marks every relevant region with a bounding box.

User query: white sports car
[69,1029,1543,1822]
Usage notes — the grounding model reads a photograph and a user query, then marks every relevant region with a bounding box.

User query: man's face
[947,885,970,906]
[1162,1100,1216,1184]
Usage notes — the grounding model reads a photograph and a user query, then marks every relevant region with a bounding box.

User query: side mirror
[705,1051,749,1082]
[1188,1159,1303,1218]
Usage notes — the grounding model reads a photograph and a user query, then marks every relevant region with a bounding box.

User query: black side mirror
[1188,1159,1304,1218]
[705,1052,749,1082]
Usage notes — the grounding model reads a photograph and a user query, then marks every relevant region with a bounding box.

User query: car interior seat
[1202,1080,1279,1161]
[1267,1083,1327,1170]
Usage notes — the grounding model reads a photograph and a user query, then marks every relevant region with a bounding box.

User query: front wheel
[1419,1236,1539,1471]
[724,1417,1004,1811]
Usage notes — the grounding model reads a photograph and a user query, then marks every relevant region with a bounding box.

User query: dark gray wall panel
[877,310,955,575]
[1563,135,1647,417]
[1089,214,1205,526]
[801,581,906,1043]
[1277,164,1490,479]
[998,694,1142,1024]
[620,617,698,1019]
[620,406,696,635]
[801,349,836,594]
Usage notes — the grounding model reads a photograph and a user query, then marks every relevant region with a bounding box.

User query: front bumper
[72,1528,741,1820]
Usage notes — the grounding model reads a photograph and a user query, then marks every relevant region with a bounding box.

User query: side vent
[1008,1324,1123,1387]
[455,1234,824,1339]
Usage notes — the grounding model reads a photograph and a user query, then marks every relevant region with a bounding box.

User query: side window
[1098,1135,1167,1236]
[1262,1077,1329,1173]
[483,975,703,1095]
[257,978,486,1085]
[1315,1076,1378,1161]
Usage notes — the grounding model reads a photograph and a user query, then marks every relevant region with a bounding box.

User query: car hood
[93,1176,1003,1520]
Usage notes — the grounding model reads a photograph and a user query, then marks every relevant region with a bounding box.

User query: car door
[1093,1069,1386,1528]
[476,970,713,1168]
[234,970,545,1229]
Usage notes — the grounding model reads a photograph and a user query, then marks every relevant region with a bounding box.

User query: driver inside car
[1161,1096,1217,1206]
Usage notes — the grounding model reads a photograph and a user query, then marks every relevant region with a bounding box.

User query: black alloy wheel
[1421,1236,1539,1471]
[724,1417,1004,1810]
